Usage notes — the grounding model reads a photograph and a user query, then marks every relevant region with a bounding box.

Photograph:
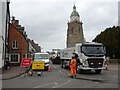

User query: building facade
[0,0,10,68]
[28,39,36,58]
[28,39,41,58]
[8,17,28,65]
[67,5,85,48]
[28,39,41,53]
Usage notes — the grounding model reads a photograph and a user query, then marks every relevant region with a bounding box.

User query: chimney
[32,40,34,42]
[11,16,19,25]
[20,26,25,33]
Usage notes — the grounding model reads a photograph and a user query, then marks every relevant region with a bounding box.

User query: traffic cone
[48,65,52,72]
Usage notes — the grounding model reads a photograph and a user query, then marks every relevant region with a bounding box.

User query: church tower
[67,4,85,48]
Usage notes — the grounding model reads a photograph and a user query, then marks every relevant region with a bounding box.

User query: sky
[9,0,119,52]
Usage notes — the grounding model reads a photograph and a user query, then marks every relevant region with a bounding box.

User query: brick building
[8,17,28,65]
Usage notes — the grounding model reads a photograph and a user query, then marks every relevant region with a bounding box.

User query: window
[12,40,18,49]
[35,54,49,59]
[10,54,20,63]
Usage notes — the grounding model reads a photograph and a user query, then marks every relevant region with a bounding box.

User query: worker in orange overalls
[70,54,77,78]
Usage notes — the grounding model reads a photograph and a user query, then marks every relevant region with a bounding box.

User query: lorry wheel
[61,60,64,68]
[63,64,66,69]
[44,66,48,71]
[61,65,63,68]
[95,69,102,74]
[61,63,63,68]
[46,66,49,71]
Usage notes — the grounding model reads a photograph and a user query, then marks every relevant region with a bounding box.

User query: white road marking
[34,65,72,88]
[54,82,58,85]
[58,70,66,76]
[62,69,70,75]
[34,79,62,88]
[52,79,71,88]
[53,65,57,68]
[94,82,99,84]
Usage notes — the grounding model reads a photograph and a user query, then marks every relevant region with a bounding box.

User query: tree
[92,26,120,59]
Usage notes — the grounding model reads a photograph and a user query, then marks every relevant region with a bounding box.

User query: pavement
[1,63,119,80]
[1,66,29,80]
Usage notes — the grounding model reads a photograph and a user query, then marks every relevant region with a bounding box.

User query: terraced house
[8,17,28,65]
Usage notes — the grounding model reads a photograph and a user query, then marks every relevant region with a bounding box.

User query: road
[0,74,2,90]
[2,63,119,89]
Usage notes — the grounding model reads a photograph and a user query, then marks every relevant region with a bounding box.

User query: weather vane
[74,2,75,5]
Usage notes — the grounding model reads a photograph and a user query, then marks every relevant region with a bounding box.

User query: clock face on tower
[70,16,79,22]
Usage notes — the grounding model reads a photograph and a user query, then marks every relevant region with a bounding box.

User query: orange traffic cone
[48,65,52,72]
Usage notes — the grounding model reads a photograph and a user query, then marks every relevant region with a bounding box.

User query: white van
[34,52,50,71]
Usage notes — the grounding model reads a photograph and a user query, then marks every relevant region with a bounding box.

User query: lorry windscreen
[81,45,105,55]
[35,54,49,59]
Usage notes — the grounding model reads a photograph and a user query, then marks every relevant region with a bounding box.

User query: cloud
[10,0,118,51]
[79,2,118,41]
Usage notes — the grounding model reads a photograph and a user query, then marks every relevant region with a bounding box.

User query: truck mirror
[103,46,106,54]
[80,46,83,53]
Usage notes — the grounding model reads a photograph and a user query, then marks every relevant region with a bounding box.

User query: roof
[83,42,103,46]
[76,42,103,46]
[70,5,79,18]
[28,39,41,52]
[35,52,49,55]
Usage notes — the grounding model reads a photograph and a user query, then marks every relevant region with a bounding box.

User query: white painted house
[0,0,10,69]
[28,39,37,57]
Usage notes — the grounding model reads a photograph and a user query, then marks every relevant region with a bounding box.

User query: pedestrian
[70,54,77,78]
[5,60,10,70]
[105,57,109,70]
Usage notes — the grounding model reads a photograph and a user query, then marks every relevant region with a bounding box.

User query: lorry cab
[75,42,106,74]
[34,52,50,71]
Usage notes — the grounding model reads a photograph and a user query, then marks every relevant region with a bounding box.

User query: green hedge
[109,59,120,64]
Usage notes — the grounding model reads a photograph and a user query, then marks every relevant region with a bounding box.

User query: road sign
[20,58,32,67]
[32,61,45,70]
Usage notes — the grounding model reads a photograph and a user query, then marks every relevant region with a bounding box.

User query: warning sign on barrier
[32,61,45,70]
[20,58,32,67]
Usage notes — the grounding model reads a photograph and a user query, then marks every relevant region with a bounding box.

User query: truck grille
[87,58,104,68]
